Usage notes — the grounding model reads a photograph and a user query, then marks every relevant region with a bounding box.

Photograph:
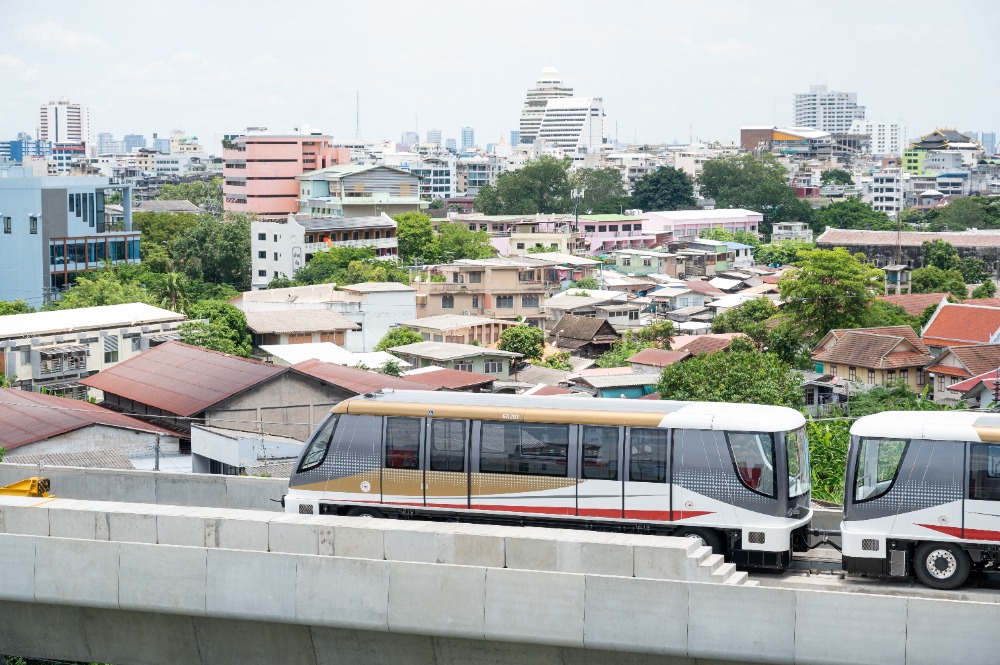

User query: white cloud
[16,22,109,53]
[0,54,40,82]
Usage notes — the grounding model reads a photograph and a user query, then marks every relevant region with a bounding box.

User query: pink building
[223,135,349,219]
[640,209,762,244]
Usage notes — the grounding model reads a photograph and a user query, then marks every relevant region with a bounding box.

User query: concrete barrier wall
[0,463,288,510]
[1,531,998,665]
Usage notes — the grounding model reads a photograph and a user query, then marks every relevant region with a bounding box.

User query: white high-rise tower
[519,66,573,144]
[38,98,90,144]
[793,85,865,134]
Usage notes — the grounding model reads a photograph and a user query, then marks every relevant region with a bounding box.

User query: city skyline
[1,0,997,152]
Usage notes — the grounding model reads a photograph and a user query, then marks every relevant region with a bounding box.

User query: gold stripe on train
[291,471,580,495]
[974,426,1000,443]
[331,400,668,427]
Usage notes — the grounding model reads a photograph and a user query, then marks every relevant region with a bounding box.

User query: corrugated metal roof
[0,388,175,451]
[389,341,521,361]
[0,303,185,340]
[291,359,436,395]
[244,310,360,334]
[3,448,136,470]
[80,342,285,417]
[573,373,660,389]
[402,367,495,389]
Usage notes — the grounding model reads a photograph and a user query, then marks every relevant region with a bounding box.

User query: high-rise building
[151,133,171,153]
[982,132,997,155]
[445,138,457,151]
[536,97,606,153]
[426,129,442,146]
[123,134,146,152]
[401,131,419,147]
[849,120,906,156]
[38,98,90,144]
[510,130,521,146]
[793,85,865,134]
[519,66,574,144]
[96,132,115,154]
[461,127,475,150]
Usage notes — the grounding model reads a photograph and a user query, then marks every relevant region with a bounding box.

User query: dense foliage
[629,167,697,212]
[656,347,804,409]
[375,327,424,352]
[178,301,253,357]
[474,157,572,214]
[594,321,674,368]
[573,167,630,214]
[498,325,545,360]
[815,198,895,232]
[754,240,814,266]
[156,177,223,212]
[0,300,35,316]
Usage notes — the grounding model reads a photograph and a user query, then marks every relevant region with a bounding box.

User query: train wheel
[914,542,970,590]
[675,527,725,556]
[346,506,385,519]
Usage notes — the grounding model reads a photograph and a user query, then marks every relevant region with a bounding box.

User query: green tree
[570,277,600,289]
[862,299,922,334]
[959,257,989,284]
[498,325,545,360]
[531,351,572,371]
[710,298,778,334]
[972,279,997,299]
[911,266,967,299]
[629,167,697,212]
[656,348,803,409]
[930,197,992,231]
[47,270,155,310]
[698,153,814,236]
[922,239,960,271]
[132,211,201,259]
[820,169,853,185]
[294,246,379,285]
[594,336,647,368]
[629,320,675,349]
[0,300,34,316]
[436,221,495,260]
[778,247,884,341]
[380,359,403,376]
[375,327,424,352]
[754,241,813,266]
[473,157,572,214]
[573,167,630,214]
[266,276,297,289]
[699,227,761,251]
[816,198,895,232]
[171,213,252,290]
[157,177,223,213]
[151,272,190,313]
[180,301,252,357]
[394,211,436,263]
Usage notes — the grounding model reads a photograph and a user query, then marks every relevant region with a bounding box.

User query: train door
[382,416,424,507]
[423,418,470,510]
[577,425,623,519]
[623,427,671,521]
[965,441,1000,541]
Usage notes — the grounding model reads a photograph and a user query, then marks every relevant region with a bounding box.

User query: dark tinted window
[728,432,776,497]
[430,419,465,472]
[386,416,421,469]
[480,421,568,477]
[970,442,1000,501]
[629,428,668,483]
[582,426,618,480]
[298,415,339,471]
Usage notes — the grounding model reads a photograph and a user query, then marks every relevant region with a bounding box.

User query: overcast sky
[2,0,997,151]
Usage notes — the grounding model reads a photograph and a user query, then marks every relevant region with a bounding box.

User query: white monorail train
[285,391,811,569]
[843,410,1000,589]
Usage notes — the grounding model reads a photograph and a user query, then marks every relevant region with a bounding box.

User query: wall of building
[818,361,927,392]
[7,425,179,457]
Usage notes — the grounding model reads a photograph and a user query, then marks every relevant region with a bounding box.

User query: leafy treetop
[375,327,424,352]
[629,167,697,212]
[498,325,545,361]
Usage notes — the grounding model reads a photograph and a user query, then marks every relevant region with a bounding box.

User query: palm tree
[160,272,190,313]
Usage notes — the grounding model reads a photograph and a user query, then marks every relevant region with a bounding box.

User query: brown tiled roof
[826,326,929,355]
[684,280,724,295]
[928,344,1000,377]
[922,304,1000,347]
[926,365,971,378]
[672,334,742,355]
[626,348,691,367]
[291,359,435,395]
[0,388,174,451]
[813,331,931,370]
[81,342,285,417]
[549,314,620,344]
[817,228,1000,249]
[876,293,949,317]
[963,298,1000,309]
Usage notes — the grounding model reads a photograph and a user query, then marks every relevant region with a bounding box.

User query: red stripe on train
[918,523,1000,541]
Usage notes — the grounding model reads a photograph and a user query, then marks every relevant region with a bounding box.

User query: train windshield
[786,426,810,498]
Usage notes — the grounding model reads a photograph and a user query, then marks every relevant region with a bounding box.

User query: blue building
[123,134,146,152]
[7,137,52,162]
[461,126,475,150]
[510,130,520,146]
[0,165,138,307]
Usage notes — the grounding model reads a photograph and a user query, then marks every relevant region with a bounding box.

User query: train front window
[854,438,907,502]
[727,432,776,497]
[787,427,810,498]
[298,415,339,472]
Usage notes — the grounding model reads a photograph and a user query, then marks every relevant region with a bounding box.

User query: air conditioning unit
[462,311,470,315]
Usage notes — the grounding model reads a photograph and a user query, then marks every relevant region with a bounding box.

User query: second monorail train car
[285,390,811,568]
[843,410,1000,589]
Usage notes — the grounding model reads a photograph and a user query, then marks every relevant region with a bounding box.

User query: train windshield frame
[786,426,810,498]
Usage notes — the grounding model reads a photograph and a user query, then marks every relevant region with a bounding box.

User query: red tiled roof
[948,369,1000,394]
[401,368,495,390]
[926,365,971,378]
[963,298,1000,309]
[876,293,949,317]
[80,342,285,417]
[813,331,931,370]
[824,326,929,355]
[818,228,1000,249]
[626,348,691,367]
[926,344,1000,378]
[638,392,662,400]
[672,334,744,355]
[527,385,576,396]
[291,359,436,395]
[922,304,1000,347]
[0,388,174,451]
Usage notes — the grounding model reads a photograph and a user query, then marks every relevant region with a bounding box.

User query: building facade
[519,66,575,144]
[849,120,905,156]
[793,85,865,133]
[536,97,606,154]
[38,98,89,145]
[461,127,475,150]
[297,165,425,218]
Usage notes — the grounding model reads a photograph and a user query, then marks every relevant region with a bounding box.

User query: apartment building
[866,169,904,218]
[793,85,866,134]
[222,133,349,219]
[38,98,89,145]
[297,165,425,218]
[641,209,762,244]
[413,257,557,327]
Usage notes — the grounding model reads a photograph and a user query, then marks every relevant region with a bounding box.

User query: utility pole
[992,368,1000,412]
[154,434,160,471]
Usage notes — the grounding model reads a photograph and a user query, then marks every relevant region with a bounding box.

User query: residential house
[568,368,658,399]
[296,164,426,218]
[244,310,360,349]
[258,343,410,372]
[412,257,556,327]
[611,249,682,277]
[686,238,734,273]
[543,289,632,323]
[924,344,1000,404]
[0,388,179,458]
[625,348,691,372]
[402,366,496,392]
[921,303,1000,354]
[388,341,521,376]
[548,314,620,358]
[946,370,1000,408]
[0,303,187,399]
[726,242,755,269]
[771,222,813,243]
[671,334,745,355]
[640,209,762,245]
[394,314,518,345]
[810,326,932,394]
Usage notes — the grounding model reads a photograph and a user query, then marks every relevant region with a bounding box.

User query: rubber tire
[913,542,971,590]
[675,527,726,556]
[346,506,385,519]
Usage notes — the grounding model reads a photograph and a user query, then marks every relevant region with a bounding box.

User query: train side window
[969,443,1000,501]
[629,428,668,483]
[298,415,339,472]
[727,432,776,497]
[582,426,618,480]
[386,416,421,470]
[854,438,907,502]
[480,421,569,477]
[430,419,466,472]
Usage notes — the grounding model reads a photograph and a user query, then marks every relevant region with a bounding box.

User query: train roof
[850,410,1000,443]
[330,390,805,432]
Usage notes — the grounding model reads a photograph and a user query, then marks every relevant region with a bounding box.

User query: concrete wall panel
[157,513,210,547]
[687,583,795,664]
[2,503,50,535]
[504,536,557,571]
[0,601,94,663]
[906,596,1000,665]
[484,567,585,647]
[119,543,207,616]
[193,616,318,665]
[205,548,297,622]
[216,516,270,551]
[583,574,688,656]
[332,523,384,559]
[388,561,486,639]
[0,533,37,601]
[794,589,906,665]
[82,606,202,665]
[34,537,120,609]
[109,511,158,543]
[155,474,227,507]
[296,555,390,631]
[48,507,102,540]
[383,522,438,563]
[632,538,702,581]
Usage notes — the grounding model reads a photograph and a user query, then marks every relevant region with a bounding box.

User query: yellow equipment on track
[0,477,51,497]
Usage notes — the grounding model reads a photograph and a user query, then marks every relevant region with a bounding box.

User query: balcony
[305,238,398,252]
